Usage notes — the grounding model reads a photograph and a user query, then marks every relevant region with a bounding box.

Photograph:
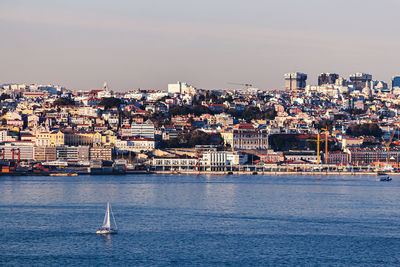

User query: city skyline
[2,0,400,90]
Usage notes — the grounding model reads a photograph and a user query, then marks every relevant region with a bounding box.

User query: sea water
[1,174,400,266]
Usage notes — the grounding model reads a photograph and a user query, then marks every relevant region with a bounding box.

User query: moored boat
[379,176,392,182]
[49,173,78,176]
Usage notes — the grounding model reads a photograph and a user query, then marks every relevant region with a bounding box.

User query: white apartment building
[168,81,196,95]
[56,146,90,162]
[147,92,169,101]
[115,138,155,152]
[78,106,99,117]
[0,142,35,161]
[200,151,248,166]
[120,123,155,139]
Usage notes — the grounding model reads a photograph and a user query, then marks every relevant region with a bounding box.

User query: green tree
[168,106,191,117]
[99,97,121,109]
[314,120,334,131]
[53,97,74,106]
[161,131,217,148]
[0,94,11,101]
[346,123,382,137]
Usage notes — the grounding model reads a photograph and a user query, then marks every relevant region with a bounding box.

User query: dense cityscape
[1,72,400,175]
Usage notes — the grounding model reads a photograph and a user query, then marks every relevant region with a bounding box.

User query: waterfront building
[200,151,248,167]
[89,146,113,161]
[221,123,268,150]
[34,146,57,161]
[153,152,247,172]
[152,157,198,171]
[56,146,90,162]
[0,141,35,161]
[283,150,319,163]
[284,72,307,90]
[347,147,400,165]
[325,151,350,165]
[258,150,284,163]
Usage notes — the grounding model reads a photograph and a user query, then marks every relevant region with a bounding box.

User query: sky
[1,0,400,91]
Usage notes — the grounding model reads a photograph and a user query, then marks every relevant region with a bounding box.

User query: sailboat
[96,202,118,234]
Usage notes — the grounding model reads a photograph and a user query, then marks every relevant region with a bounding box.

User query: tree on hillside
[161,131,221,148]
[0,94,11,101]
[168,106,191,117]
[314,120,334,131]
[53,97,74,106]
[346,123,382,137]
[99,97,121,109]
[227,107,277,122]
[168,105,213,117]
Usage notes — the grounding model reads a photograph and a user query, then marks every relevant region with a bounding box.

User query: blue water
[1,174,400,266]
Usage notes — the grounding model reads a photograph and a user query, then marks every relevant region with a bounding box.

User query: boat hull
[96,229,118,235]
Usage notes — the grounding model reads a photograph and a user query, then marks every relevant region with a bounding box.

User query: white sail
[102,202,111,229]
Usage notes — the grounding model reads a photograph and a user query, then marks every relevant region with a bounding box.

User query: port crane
[307,129,329,165]
[321,128,329,164]
[385,126,399,164]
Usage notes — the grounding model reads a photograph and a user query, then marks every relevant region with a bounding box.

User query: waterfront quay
[151,162,387,175]
[0,162,389,176]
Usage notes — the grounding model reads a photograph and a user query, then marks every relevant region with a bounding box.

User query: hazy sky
[1,0,400,91]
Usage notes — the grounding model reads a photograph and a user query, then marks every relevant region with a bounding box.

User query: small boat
[96,202,118,235]
[49,173,78,176]
[379,176,392,182]
[377,171,388,176]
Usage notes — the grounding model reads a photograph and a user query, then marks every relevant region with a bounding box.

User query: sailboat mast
[110,204,118,229]
[106,202,111,228]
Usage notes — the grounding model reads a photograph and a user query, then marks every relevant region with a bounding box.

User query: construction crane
[227,82,253,96]
[385,126,399,164]
[321,128,329,164]
[307,130,330,165]
[307,133,321,165]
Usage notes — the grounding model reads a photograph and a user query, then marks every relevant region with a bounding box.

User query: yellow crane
[321,128,329,164]
[307,129,329,165]
[385,126,399,164]
[307,132,321,165]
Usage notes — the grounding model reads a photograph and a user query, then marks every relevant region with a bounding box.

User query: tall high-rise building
[318,73,339,86]
[392,76,400,88]
[349,73,372,90]
[284,72,307,90]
